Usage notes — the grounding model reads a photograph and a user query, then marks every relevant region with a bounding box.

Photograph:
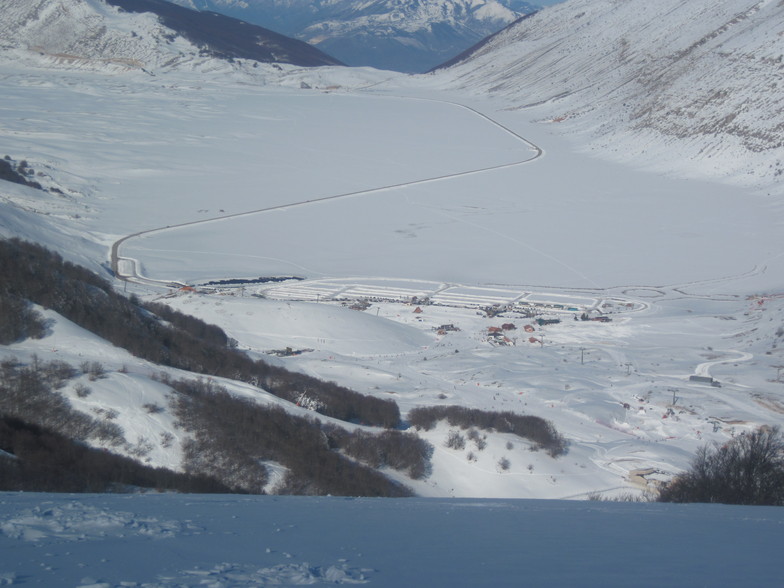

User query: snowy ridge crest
[0,0,203,72]
[0,0,341,73]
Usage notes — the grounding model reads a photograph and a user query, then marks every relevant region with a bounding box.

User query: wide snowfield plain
[2,492,784,587]
[2,60,784,505]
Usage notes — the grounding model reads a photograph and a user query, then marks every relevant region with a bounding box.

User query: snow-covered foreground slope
[1,492,783,587]
[435,0,784,193]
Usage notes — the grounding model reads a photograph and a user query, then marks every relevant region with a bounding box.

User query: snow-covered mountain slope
[434,0,784,192]
[171,0,540,72]
[0,0,341,72]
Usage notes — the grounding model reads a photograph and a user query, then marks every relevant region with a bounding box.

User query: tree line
[169,376,416,496]
[0,415,231,493]
[658,426,784,506]
[0,353,424,496]
[0,356,231,493]
[408,405,568,457]
[0,237,399,427]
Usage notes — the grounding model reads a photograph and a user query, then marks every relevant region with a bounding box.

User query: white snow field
[2,492,784,587]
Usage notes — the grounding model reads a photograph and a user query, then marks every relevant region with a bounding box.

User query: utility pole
[580,347,585,365]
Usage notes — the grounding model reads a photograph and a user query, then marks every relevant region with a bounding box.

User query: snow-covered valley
[2,53,783,502]
[2,0,784,584]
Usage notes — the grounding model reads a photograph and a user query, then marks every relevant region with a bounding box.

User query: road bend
[111,97,543,288]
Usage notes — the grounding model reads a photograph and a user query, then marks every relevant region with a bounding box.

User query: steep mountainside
[171,0,540,72]
[435,0,784,192]
[0,0,342,71]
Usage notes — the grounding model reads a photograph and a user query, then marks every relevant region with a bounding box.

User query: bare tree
[659,426,784,505]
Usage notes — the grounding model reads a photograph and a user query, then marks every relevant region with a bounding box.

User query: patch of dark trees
[0,292,47,344]
[324,426,432,480]
[200,276,303,286]
[408,405,568,457]
[104,0,344,67]
[0,238,400,428]
[0,415,231,493]
[0,356,227,493]
[0,353,421,495]
[0,156,42,190]
[658,426,784,506]
[169,377,416,497]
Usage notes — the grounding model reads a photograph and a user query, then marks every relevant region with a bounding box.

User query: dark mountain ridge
[105,0,344,66]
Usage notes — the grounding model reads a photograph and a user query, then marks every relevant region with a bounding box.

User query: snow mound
[168,561,371,585]
[0,501,190,542]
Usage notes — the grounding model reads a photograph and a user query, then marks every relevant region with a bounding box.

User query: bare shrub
[89,362,106,381]
[466,428,487,450]
[160,431,174,448]
[91,420,125,446]
[588,491,652,502]
[445,429,466,450]
[498,457,511,471]
[129,437,154,458]
[74,383,91,398]
[409,405,568,456]
[658,426,784,505]
[42,360,75,389]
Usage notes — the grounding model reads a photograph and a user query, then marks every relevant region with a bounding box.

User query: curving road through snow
[110,96,542,287]
[695,350,754,379]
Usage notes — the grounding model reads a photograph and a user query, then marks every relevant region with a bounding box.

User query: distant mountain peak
[168,0,541,72]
